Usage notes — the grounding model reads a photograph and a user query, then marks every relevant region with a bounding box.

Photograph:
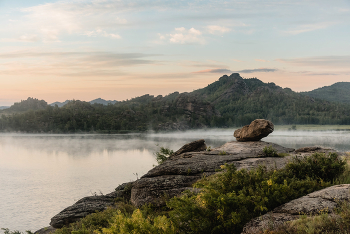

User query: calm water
[1,129,350,232]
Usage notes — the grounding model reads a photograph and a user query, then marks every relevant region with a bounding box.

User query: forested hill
[301,82,350,104]
[0,97,48,114]
[192,73,350,126]
[1,73,350,133]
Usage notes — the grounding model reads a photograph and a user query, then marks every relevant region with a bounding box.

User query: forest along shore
[2,73,350,134]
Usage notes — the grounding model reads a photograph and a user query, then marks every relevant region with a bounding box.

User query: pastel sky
[1,0,349,105]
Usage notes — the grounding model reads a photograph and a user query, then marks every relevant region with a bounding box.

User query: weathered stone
[241,213,298,234]
[234,119,274,142]
[50,181,133,228]
[131,141,294,207]
[242,184,350,234]
[169,139,207,159]
[295,146,322,153]
[34,226,56,234]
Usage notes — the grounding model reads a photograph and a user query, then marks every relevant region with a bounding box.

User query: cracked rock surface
[242,184,350,234]
[131,141,295,207]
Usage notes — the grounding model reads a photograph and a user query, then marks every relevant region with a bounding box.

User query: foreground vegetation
[48,152,348,234]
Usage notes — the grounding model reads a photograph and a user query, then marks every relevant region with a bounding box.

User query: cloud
[276,56,350,68]
[18,34,40,42]
[236,68,278,73]
[193,68,232,74]
[17,0,129,42]
[84,29,121,39]
[283,22,336,35]
[0,51,163,78]
[159,27,205,44]
[206,25,231,35]
[290,71,345,76]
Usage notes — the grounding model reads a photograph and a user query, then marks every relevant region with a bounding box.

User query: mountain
[50,100,70,107]
[0,106,9,110]
[89,98,118,105]
[1,73,350,133]
[192,73,340,125]
[50,98,118,107]
[301,82,350,104]
[0,97,47,114]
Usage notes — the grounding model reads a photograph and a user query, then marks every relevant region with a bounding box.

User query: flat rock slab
[242,184,350,234]
[131,141,295,207]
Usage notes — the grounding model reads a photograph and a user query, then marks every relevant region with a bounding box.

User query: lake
[1,129,350,232]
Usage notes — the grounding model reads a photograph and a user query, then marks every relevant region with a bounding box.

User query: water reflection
[0,130,349,158]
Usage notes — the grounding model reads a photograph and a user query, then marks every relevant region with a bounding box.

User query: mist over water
[0,129,349,232]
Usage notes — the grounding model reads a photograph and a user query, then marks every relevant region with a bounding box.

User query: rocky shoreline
[35,119,349,234]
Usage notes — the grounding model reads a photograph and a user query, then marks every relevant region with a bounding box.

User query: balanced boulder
[234,119,274,142]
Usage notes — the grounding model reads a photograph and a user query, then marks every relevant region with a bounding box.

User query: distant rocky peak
[229,73,243,79]
[218,73,243,82]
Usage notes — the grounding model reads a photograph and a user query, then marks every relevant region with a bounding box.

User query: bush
[166,152,345,234]
[54,203,136,234]
[262,146,279,157]
[285,152,346,183]
[100,209,175,234]
[1,229,33,234]
[155,146,174,164]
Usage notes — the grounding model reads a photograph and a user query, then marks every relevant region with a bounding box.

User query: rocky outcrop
[242,184,350,234]
[169,139,207,159]
[130,140,294,207]
[50,182,133,228]
[46,137,341,229]
[234,119,274,142]
[34,226,56,234]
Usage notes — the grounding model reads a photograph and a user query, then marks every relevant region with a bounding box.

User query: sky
[0,0,349,105]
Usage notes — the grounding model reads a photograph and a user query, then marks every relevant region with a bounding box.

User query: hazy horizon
[0,0,349,106]
[0,74,348,107]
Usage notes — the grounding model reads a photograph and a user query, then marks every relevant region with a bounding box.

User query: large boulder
[50,182,133,228]
[234,119,274,142]
[242,184,350,234]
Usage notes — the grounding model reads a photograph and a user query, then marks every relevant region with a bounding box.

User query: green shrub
[219,151,227,155]
[155,146,174,164]
[100,209,176,234]
[285,152,346,183]
[54,203,136,234]
[166,152,345,234]
[1,229,33,234]
[262,146,279,157]
[334,156,350,185]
